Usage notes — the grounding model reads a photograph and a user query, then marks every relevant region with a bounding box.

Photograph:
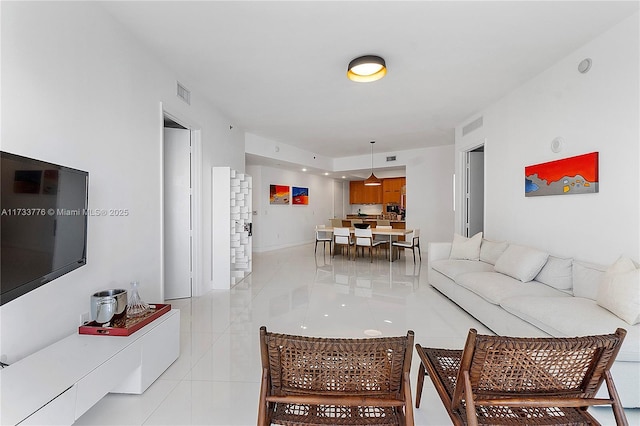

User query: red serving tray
[78,303,171,336]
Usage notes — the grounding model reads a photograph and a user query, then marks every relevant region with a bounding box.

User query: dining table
[323,227,413,262]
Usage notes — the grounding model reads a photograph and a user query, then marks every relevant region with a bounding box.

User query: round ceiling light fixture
[347,55,387,82]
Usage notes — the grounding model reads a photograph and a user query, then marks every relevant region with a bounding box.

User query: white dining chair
[354,227,384,262]
[392,228,421,263]
[329,218,343,228]
[374,225,393,256]
[332,227,354,259]
[315,225,332,255]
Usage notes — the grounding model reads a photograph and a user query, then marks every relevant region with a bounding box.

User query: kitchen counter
[345,215,405,222]
[340,218,405,228]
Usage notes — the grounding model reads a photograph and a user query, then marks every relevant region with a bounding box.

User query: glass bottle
[127,281,150,318]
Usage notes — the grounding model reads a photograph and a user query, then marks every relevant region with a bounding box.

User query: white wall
[246,133,333,171]
[405,145,456,245]
[247,165,335,252]
[455,13,639,264]
[1,2,245,361]
[333,180,346,219]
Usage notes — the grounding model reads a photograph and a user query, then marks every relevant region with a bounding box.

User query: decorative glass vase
[127,281,150,318]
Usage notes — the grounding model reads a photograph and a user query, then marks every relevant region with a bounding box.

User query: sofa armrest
[429,242,451,262]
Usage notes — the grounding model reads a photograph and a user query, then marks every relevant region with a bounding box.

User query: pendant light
[364,141,382,186]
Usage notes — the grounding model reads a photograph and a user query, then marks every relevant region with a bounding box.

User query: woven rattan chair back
[415,328,628,426]
[258,326,415,425]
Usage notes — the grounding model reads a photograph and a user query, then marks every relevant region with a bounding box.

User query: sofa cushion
[431,259,494,281]
[500,296,640,362]
[455,272,568,305]
[494,244,549,282]
[573,260,607,300]
[597,256,640,325]
[479,239,509,265]
[534,255,573,291]
[449,232,482,260]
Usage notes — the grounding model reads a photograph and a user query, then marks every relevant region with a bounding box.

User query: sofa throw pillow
[597,256,640,325]
[572,261,607,300]
[494,244,549,282]
[449,232,483,261]
[479,239,509,265]
[535,255,573,291]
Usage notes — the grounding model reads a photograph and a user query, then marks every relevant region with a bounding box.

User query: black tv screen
[1,152,88,306]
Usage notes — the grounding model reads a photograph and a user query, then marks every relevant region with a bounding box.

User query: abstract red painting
[525,152,598,197]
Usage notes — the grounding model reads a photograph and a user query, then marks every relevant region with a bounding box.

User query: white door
[466,150,484,237]
[163,127,191,299]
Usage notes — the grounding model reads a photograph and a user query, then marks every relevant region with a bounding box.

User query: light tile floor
[76,244,639,425]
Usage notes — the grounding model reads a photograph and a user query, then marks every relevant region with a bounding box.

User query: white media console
[0,309,180,425]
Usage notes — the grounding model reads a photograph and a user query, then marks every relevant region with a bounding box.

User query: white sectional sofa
[428,234,640,408]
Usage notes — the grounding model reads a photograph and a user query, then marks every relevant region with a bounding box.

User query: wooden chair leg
[605,370,629,426]
[403,370,415,425]
[416,362,426,408]
[463,371,479,426]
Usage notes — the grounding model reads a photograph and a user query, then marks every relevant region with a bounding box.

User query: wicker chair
[415,328,628,426]
[258,326,415,426]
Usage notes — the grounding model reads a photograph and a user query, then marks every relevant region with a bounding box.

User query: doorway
[463,145,484,237]
[163,116,193,300]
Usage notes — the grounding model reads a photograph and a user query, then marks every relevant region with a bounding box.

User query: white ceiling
[102,1,638,161]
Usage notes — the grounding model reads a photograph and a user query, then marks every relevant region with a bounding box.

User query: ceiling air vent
[177,82,191,105]
[462,116,483,136]
[386,156,396,162]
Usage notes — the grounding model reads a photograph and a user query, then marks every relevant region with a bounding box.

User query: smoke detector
[578,58,592,74]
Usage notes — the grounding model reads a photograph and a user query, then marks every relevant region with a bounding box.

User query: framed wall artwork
[269,184,290,204]
[292,187,309,205]
[525,152,599,197]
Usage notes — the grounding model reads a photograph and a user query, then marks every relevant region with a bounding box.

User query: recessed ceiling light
[302,168,307,172]
[324,172,329,176]
[347,55,387,82]
[342,176,346,179]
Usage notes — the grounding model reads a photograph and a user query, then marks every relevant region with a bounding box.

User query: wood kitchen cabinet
[349,181,364,204]
[350,180,382,204]
[382,177,405,204]
[363,183,382,204]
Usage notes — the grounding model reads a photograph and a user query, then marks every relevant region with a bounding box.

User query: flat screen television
[1,151,88,306]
